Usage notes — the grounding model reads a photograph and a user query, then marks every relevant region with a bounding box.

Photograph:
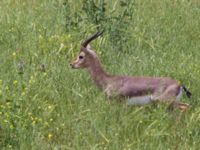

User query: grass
[0,0,200,149]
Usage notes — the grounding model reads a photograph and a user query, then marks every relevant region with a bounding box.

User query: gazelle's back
[107,75,179,98]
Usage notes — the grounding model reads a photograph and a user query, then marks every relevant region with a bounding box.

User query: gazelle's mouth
[69,63,81,69]
[69,63,75,69]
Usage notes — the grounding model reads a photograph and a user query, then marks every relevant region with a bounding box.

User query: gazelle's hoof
[178,103,189,112]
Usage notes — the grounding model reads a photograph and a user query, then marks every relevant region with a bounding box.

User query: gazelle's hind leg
[151,84,179,103]
[174,102,189,112]
[167,101,189,112]
[152,84,189,112]
[175,87,189,112]
[168,102,190,123]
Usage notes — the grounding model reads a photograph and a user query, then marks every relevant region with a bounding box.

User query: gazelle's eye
[79,56,84,59]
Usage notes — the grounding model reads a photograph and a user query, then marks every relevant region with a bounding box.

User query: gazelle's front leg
[126,95,152,106]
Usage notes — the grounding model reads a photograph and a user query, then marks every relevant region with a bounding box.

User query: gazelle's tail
[182,86,192,98]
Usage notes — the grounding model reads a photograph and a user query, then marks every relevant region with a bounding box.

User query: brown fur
[70,43,189,111]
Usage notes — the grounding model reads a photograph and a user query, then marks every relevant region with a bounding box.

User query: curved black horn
[81,31,104,47]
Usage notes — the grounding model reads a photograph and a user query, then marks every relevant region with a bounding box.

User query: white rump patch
[127,95,152,106]
[176,87,183,102]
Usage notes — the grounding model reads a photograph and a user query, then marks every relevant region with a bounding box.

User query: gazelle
[70,31,191,111]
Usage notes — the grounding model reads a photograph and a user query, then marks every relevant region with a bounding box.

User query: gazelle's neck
[87,58,110,90]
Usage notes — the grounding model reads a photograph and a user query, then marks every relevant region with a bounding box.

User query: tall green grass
[0,0,200,149]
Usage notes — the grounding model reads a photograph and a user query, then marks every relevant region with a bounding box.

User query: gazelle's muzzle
[69,58,78,69]
[69,63,74,68]
[69,60,81,69]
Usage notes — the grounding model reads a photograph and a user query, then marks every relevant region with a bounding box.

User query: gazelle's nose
[69,63,74,68]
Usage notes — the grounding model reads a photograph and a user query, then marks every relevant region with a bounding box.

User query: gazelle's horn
[81,31,104,47]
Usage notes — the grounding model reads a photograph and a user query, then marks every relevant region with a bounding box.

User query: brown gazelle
[70,31,191,111]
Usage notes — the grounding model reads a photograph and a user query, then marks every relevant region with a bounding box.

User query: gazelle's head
[70,31,103,69]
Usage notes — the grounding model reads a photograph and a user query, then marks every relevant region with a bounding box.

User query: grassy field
[0,0,200,149]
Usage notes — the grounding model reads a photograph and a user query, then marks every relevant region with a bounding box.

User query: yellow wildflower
[29,80,32,84]
[31,116,34,121]
[12,52,16,57]
[8,145,12,148]
[10,124,14,129]
[4,120,8,123]
[48,105,52,110]
[39,35,42,39]
[21,92,26,96]
[5,86,9,90]
[13,80,18,85]
[6,102,10,105]
[48,133,53,140]
[44,122,49,126]
[32,120,36,126]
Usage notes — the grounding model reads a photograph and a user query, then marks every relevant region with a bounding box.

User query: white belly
[127,95,152,106]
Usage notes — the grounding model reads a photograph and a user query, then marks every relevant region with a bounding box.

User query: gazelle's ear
[86,44,91,50]
[80,45,88,52]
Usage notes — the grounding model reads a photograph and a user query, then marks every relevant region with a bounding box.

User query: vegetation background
[0,0,200,149]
